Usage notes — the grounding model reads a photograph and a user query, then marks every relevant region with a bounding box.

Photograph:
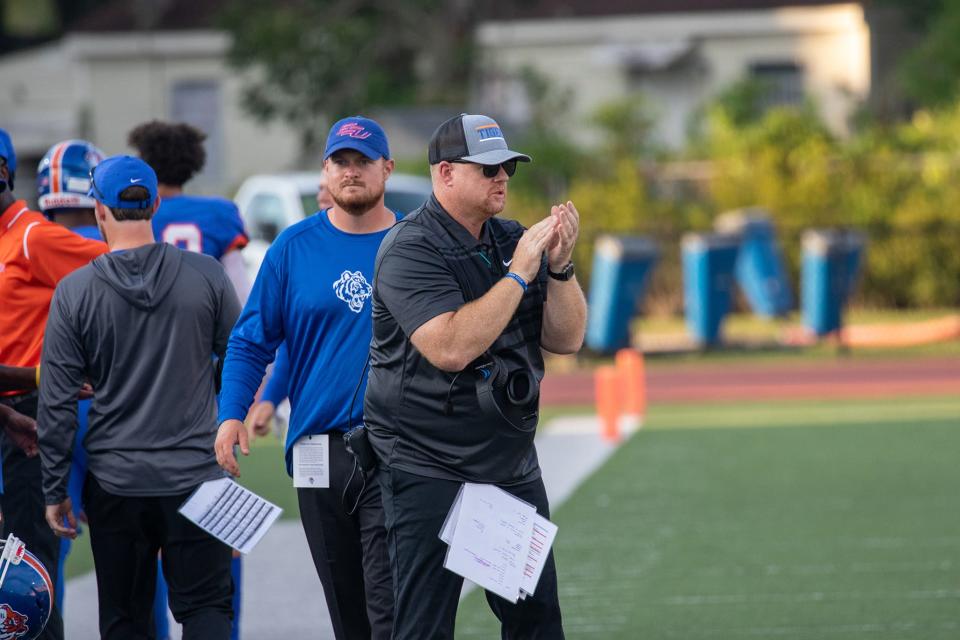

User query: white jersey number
[162,223,203,253]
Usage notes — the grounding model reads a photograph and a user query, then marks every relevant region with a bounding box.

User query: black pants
[297,434,393,640]
[379,467,564,640]
[83,474,234,640]
[0,392,64,640]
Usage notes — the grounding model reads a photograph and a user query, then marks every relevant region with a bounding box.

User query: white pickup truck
[234,172,432,281]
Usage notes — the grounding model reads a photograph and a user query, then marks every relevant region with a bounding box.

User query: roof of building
[488,0,860,21]
[69,0,227,32]
[69,0,861,32]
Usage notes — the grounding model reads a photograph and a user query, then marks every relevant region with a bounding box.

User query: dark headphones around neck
[474,353,539,435]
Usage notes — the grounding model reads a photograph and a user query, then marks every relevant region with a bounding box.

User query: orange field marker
[615,348,646,430]
[595,365,621,442]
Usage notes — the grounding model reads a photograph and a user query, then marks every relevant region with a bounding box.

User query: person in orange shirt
[0,127,105,640]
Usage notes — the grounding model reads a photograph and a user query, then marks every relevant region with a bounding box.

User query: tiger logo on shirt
[333,270,372,313]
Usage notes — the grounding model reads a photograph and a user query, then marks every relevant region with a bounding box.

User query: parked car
[234,171,432,280]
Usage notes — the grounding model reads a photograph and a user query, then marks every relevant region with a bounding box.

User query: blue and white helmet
[0,535,52,640]
[36,139,105,215]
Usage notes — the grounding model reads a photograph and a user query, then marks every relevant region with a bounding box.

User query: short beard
[331,184,385,217]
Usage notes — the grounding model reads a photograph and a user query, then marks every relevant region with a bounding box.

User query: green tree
[220,0,478,154]
[506,67,583,203]
[591,93,656,161]
[870,0,960,108]
[875,0,944,28]
[897,2,960,107]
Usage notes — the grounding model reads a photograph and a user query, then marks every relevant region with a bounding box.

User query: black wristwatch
[548,261,575,281]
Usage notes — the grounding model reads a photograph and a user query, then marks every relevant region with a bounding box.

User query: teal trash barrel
[682,232,740,346]
[585,235,659,353]
[716,209,793,318]
[801,229,866,336]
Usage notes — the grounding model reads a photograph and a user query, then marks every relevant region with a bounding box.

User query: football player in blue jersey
[129,121,251,303]
[128,121,247,639]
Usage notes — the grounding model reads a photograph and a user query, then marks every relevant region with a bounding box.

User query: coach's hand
[46,499,77,539]
[547,201,580,271]
[247,401,275,439]
[512,216,557,283]
[216,419,250,477]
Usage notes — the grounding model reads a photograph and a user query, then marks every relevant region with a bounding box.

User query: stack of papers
[440,483,558,603]
[179,478,283,554]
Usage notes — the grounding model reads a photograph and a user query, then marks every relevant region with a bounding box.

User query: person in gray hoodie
[36,155,241,639]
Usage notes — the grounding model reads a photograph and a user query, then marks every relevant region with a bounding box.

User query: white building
[0,0,907,197]
[0,26,302,197]
[474,1,877,148]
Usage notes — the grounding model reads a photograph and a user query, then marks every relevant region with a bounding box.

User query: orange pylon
[595,365,621,442]
[615,348,647,428]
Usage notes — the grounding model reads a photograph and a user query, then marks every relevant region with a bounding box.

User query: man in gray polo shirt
[37,155,239,639]
[365,114,587,639]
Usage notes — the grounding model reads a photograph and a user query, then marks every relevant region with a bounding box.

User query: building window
[170,80,222,186]
[749,62,805,109]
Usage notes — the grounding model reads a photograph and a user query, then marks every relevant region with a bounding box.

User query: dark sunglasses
[452,159,517,178]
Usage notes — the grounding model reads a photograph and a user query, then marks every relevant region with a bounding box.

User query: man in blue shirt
[216,116,398,640]
[245,173,335,437]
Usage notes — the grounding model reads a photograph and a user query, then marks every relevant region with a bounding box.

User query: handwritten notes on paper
[439,483,558,603]
[178,478,282,554]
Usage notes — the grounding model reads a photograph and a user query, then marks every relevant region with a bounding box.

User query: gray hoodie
[38,242,241,503]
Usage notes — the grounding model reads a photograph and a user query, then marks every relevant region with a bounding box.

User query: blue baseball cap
[323,116,390,160]
[0,128,17,175]
[88,155,158,209]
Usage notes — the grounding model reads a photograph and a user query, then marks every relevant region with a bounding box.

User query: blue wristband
[504,272,528,292]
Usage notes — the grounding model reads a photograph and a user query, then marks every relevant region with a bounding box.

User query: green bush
[698,100,960,308]
[503,84,960,310]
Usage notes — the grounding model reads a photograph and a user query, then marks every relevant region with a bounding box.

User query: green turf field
[455,395,960,639]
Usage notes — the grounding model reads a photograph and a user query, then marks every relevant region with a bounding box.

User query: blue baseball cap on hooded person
[88,155,158,210]
[0,127,17,192]
[323,116,390,160]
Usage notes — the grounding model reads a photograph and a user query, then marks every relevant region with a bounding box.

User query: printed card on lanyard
[293,434,330,488]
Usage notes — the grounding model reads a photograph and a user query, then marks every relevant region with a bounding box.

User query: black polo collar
[423,194,495,251]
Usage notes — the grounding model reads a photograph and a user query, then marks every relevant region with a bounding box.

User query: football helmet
[36,139,105,215]
[0,535,52,640]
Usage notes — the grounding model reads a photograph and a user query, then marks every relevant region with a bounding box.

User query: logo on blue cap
[324,116,390,161]
[88,155,158,210]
